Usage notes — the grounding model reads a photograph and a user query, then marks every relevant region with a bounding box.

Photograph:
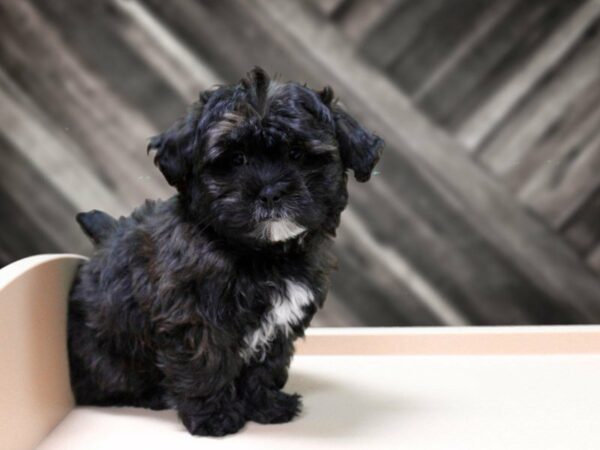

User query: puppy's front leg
[238,334,302,424]
[157,328,246,437]
[174,382,247,437]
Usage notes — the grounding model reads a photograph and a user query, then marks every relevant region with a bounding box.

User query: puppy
[68,67,383,436]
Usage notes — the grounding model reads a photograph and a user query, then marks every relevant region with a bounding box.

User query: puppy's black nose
[259,184,285,208]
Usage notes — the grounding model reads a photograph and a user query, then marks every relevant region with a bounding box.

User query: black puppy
[68,67,383,436]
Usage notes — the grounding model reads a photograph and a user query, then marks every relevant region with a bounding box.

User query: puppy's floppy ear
[320,87,384,182]
[147,97,207,191]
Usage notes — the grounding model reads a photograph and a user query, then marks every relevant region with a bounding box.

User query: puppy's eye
[289,147,303,161]
[232,152,247,166]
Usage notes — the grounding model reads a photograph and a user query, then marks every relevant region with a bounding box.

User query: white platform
[36,354,600,450]
[2,255,600,449]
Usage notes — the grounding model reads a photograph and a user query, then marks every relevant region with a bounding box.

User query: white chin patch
[253,219,305,242]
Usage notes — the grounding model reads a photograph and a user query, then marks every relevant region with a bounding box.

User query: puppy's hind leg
[101,387,169,411]
[157,328,247,437]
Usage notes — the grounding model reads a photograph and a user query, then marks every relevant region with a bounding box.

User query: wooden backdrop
[1,0,600,326]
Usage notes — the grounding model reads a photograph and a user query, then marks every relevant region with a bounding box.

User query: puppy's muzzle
[258,181,290,209]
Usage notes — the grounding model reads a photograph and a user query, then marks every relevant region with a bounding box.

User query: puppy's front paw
[180,401,247,437]
[247,390,302,424]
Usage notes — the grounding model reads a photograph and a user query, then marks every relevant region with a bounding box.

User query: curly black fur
[68,67,383,437]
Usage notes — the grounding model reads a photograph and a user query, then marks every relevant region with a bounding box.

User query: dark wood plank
[416,0,584,130]
[458,0,600,150]
[311,292,362,327]
[411,0,517,104]
[0,191,59,267]
[142,0,311,83]
[0,69,126,216]
[0,133,93,260]
[588,245,600,274]
[112,0,222,100]
[477,16,600,192]
[520,125,600,228]
[358,0,444,69]
[331,0,400,43]
[561,186,600,255]
[386,0,492,95]
[304,0,349,18]
[332,216,446,326]
[348,153,573,325]
[28,0,197,129]
[0,1,170,207]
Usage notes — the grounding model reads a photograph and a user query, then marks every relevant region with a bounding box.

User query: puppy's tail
[76,210,117,246]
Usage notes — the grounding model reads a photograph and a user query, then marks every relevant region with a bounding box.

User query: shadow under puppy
[68,67,383,436]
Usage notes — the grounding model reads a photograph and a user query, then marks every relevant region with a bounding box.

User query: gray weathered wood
[478,23,600,194]
[358,0,444,69]
[519,125,600,228]
[387,0,491,95]
[458,0,600,150]
[562,187,600,255]
[304,0,348,18]
[114,0,222,100]
[588,245,600,274]
[330,0,400,44]
[28,0,190,128]
[416,0,581,129]
[0,1,169,207]
[0,70,126,215]
[412,0,516,103]
[0,134,92,258]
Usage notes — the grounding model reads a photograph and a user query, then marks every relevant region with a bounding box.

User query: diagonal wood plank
[310,292,363,327]
[420,0,583,130]
[352,176,564,325]
[27,0,187,130]
[562,186,600,255]
[114,0,222,100]
[478,21,600,189]
[588,244,600,274]
[358,0,444,70]
[519,127,600,228]
[0,1,169,206]
[0,71,125,215]
[340,209,467,325]
[387,0,493,96]
[0,190,62,265]
[328,0,400,44]
[412,0,516,103]
[458,0,600,150]
[0,133,92,258]
[304,0,349,18]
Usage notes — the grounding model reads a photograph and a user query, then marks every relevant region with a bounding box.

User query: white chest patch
[252,219,306,242]
[240,280,314,362]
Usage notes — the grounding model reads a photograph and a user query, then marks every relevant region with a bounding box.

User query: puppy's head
[148,67,383,243]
